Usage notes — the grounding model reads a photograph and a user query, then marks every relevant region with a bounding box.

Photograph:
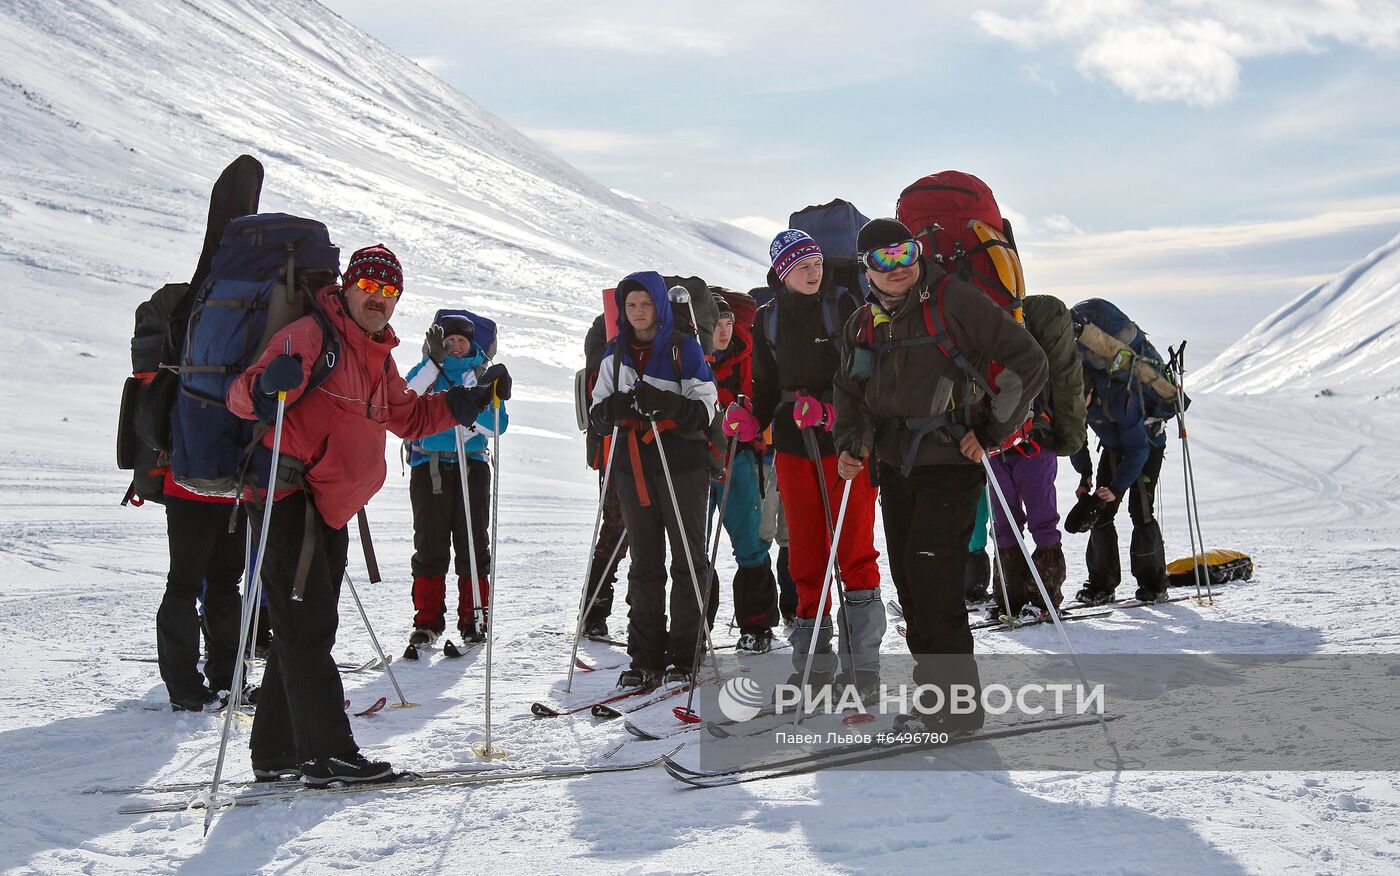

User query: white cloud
[974,0,1400,106]
[1042,213,1083,234]
[726,215,785,239]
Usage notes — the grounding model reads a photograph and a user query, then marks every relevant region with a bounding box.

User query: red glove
[792,392,834,432]
[722,400,761,442]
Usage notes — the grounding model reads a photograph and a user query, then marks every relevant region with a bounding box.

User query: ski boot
[170,687,220,713]
[617,667,662,691]
[299,751,395,787]
[1134,584,1169,604]
[1073,586,1115,607]
[581,617,609,639]
[735,629,773,654]
[403,627,438,660]
[662,667,692,686]
[252,757,301,782]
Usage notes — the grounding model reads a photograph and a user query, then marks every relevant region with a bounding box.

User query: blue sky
[321,0,1400,363]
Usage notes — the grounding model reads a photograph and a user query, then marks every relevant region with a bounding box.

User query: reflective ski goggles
[860,239,922,272]
[355,277,401,298]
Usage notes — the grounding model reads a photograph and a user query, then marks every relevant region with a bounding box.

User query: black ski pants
[249,491,356,765]
[584,469,628,624]
[1085,444,1168,594]
[409,457,491,579]
[614,461,710,673]
[878,462,984,701]
[157,496,245,703]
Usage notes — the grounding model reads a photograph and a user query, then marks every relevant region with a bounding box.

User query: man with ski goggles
[832,218,1047,735]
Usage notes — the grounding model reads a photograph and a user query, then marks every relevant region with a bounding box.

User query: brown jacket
[832,263,1048,472]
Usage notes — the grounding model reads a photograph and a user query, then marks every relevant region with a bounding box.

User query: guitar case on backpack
[118,155,264,506]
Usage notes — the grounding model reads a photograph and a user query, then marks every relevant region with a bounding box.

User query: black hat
[437,315,474,340]
[713,293,734,321]
[856,217,915,254]
[1064,494,1111,534]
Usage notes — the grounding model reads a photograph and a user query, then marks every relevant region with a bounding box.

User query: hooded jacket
[589,271,718,474]
[227,284,458,528]
[832,261,1048,471]
[404,346,509,462]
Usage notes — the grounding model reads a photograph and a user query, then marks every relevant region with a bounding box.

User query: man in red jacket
[228,244,510,786]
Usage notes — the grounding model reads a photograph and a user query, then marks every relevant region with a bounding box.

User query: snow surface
[2,1,1399,874]
[1196,231,1400,398]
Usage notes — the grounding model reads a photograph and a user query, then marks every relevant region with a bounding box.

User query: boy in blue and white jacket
[404,314,509,645]
[588,271,718,690]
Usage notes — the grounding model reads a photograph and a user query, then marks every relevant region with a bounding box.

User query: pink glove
[722,400,761,442]
[792,392,834,432]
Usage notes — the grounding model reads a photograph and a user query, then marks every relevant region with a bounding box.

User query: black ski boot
[1134,584,1169,604]
[252,757,301,782]
[662,667,692,686]
[1073,586,1115,607]
[299,751,395,787]
[170,687,219,713]
[617,668,662,691]
[581,617,609,638]
[735,629,773,654]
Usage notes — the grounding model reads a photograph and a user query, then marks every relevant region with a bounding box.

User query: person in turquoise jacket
[404,314,509,647]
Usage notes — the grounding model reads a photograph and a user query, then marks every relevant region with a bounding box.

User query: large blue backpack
[762,199,868,357]
[1071,298,1187,424]
[171,213,341,496]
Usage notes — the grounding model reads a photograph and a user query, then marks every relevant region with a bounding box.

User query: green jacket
[1022,294,1086,456]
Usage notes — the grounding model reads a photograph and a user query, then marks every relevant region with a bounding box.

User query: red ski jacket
[228,285,458,529]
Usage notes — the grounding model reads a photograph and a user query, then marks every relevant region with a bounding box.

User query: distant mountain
[0,0,767,386]
[1195,232,1400,397]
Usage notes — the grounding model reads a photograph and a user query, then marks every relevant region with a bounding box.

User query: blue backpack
[1071,298,1187,424]
[171,213,341,496]
[433,308,498,362]
[762,199,869,358]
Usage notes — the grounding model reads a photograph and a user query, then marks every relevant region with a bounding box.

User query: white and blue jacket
[405,349,508,466]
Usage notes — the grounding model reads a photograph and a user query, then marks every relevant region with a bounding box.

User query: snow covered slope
[0,0,766,403]
[1196,232,1400,397]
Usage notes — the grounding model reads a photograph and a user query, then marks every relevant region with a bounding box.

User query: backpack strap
[920,275,996,398]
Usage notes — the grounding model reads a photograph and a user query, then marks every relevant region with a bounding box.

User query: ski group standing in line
[122,158,1196,787]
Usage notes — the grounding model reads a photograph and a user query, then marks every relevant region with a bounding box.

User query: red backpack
[895,170,1026,320]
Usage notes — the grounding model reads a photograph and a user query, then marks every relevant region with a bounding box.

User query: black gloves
[446,384,489,426]
[444,364,513,426]
[479,363,512,401]
[259,354,304,394]
[253,354,304,420]
[424,324,447,366]
[589,391,635,433]
[634,381,689,422]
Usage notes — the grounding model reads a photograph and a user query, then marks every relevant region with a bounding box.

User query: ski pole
[801,428,865,715]
[981,452,1124,763]
[795,477,852,727]
[648,416,723,679]
[343,570,415,708]
[675,433,738,723]
[1170,343,1212,603]
[473,393,506,760]
[986,485,1017,625]
[564,425,620,693]
[454,423,485,644]
[201,342,291,836]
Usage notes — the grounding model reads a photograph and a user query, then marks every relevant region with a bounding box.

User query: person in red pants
[737,229,883,697]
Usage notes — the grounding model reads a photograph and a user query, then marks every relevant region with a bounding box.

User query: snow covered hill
[0,0,766,426]
[1196,231,1400,397]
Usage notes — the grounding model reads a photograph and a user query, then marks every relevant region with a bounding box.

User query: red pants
[774,450,880,619]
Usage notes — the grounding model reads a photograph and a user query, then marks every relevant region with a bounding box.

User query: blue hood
[614,271,675,367]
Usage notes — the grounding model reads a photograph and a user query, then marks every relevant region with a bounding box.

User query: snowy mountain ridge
[1196,231,1400,397]
[0,0,767,400]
